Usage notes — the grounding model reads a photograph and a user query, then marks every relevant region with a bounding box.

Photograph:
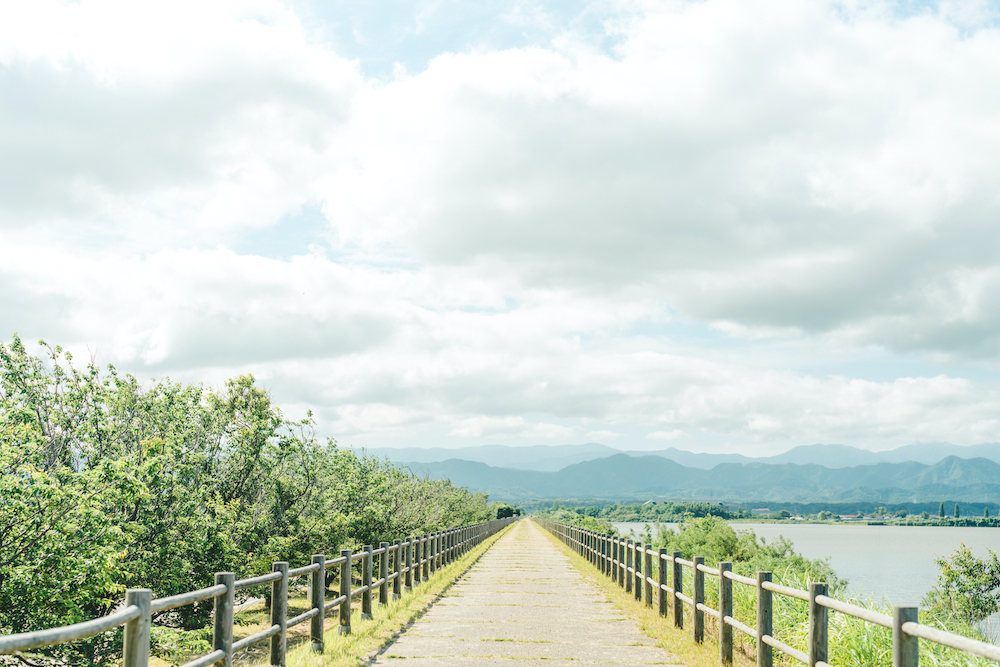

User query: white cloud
[648,430,687,441]
[4,0,1000,454]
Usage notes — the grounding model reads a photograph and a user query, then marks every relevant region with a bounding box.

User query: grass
[150,525,514,667]
[534,519,752,667]
[538,521,998,667]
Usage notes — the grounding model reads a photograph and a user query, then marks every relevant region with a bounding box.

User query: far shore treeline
[0,336,499,663]
[532,500,1000,524]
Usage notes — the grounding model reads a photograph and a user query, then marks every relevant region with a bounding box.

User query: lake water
[612,522,1000,607]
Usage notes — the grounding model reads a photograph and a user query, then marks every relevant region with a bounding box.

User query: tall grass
[642,518,997,667]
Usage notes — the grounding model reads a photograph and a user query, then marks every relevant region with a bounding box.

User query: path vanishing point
[371,519,683,666]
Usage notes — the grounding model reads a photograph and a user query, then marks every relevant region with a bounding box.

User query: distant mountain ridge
[359,441,1000,471]
[398,454,1000,504]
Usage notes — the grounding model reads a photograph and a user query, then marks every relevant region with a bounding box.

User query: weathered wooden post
[644,547,653,607]
[393,540,403,599]
[611,537,622,585]
[757,571,772,667]
[309,557,324,653]
[422,535,429,581]
[719,562,733,665]
[672,551,683,628]
[123,589,151,667]
[213,573,235,667]
[625,540,633,593]
[339,550,352,635]
[658,549,668,617]
[435,532,442,569]
[635,543,643,601]
[616,540,621,582]
[405,539,413,591]
[893,607,919,667]
[434,530,439,567]
[693,556,704,643]
[270,562,288,666]
[361,546,373,620]
[808,582,828,667]
[379,542,390,605]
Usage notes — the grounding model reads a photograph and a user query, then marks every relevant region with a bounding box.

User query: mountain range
[359,442,1000,471]
[392,454,1000,504]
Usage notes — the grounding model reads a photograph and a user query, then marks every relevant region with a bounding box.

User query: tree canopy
[0,335,493,663]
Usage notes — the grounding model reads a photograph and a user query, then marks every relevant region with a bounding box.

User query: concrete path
[371,519,684,666]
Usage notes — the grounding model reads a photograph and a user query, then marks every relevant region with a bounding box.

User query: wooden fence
[0,517,516,667]
[537,519,1000,667]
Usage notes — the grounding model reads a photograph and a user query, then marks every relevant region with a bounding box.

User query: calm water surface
[612,521,1000,607]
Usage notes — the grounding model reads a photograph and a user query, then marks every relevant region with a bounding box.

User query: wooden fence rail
[537,518,1000,667]
[0,517,516,667]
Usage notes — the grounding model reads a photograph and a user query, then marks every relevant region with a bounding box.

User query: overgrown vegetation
[532,505,616,533]
[0,335,495,664]
[611,518,999,665]
[539,501,751,523]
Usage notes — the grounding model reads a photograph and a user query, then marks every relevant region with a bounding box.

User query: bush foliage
[0,335,493,663]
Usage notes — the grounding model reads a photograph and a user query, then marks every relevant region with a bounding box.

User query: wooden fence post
[270,562,288,666]
[625,540,633,593]
[309,556,324,653]
[757,571,772,667]
[634,543,643,601]
[430,532,435,573]
[405,539,413,591]
[720,562,733,665]
[362,546,373,620]
[893,606,919,667]
[213,573,235,667]
[644,547,653,607]
[422,535,429,581]
[658,548,668,617]
[693,556,704,644]
[393,539,403,599]
[379,542,389,606]
[808,582,828,667]
[672,551,683,628]
[611,537,622,585]
[123,589,151,667]
[339,549,352,635]
[618,538,625,586]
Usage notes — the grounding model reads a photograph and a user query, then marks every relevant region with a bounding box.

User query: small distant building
[751,508,771,515]
[840,514,862,520]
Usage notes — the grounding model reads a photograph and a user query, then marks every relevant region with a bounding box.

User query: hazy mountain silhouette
[399,454,1000,503]
[363,441,1000,471]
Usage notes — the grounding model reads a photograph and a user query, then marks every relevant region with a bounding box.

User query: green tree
[985,507,991,518]
[939,502,946,518]
[651,517,840,590]
[924,545,1000,623]
[955,503,960,519]
[0,335,494,662]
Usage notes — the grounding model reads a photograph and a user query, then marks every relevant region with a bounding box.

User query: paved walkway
[371,519,683,666]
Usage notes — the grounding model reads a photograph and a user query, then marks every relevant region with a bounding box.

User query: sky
[3,0,1000,455]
